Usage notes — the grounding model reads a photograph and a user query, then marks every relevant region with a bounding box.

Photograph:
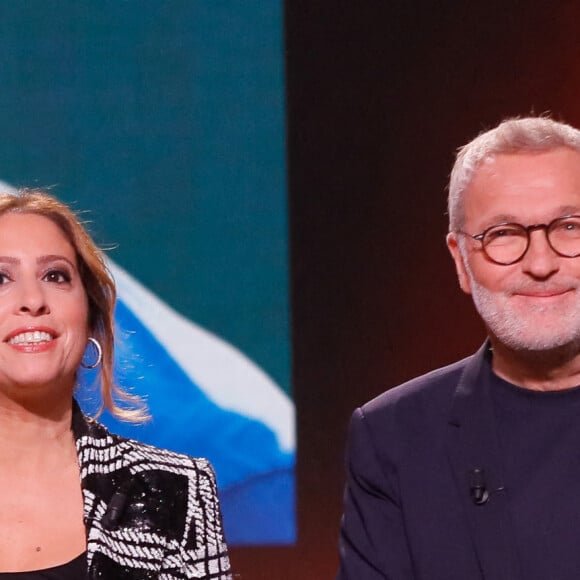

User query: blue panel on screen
[78,263,295,545]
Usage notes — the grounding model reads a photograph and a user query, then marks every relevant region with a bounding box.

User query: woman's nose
[18,282,49,316]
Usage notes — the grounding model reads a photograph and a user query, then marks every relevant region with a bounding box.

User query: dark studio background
[230,1,580,578]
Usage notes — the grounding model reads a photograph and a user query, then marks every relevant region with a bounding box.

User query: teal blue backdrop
[0,2,293,545]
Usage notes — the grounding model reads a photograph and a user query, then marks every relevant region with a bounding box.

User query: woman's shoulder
[114,429,215,474]
[75,413,217,484]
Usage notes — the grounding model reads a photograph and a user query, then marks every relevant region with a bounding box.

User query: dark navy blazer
[337,344,523,580]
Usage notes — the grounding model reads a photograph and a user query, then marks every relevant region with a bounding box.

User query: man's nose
[520,229,560,278]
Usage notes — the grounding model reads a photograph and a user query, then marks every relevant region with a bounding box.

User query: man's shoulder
[362,351,476,417]
[346,351,482,465]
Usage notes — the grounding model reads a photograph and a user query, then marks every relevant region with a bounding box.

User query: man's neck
[490,339,580,391]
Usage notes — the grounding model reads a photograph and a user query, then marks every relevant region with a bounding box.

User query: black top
[0,553,86,579]
[491,369,580,580]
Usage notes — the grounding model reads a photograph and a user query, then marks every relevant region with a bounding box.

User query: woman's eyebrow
[0,256,19,265]
[36,255,77,268]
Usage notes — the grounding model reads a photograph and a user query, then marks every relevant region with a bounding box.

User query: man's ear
[446,232,472,295]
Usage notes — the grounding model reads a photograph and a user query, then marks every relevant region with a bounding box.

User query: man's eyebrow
[481,207,580,227]
[478,214,519,227]
[555,205,580,216]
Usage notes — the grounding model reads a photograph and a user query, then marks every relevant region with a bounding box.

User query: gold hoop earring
[81,337,103,369]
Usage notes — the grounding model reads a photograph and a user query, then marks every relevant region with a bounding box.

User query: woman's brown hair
[0,189,147,421]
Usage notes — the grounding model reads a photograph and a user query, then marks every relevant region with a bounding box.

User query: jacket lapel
[446,344,522,580]
[72,403,166,576]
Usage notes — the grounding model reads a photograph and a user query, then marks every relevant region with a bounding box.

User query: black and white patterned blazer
[72,401,233,579]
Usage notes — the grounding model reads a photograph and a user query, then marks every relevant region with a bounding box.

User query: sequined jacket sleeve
[72,404,233,579]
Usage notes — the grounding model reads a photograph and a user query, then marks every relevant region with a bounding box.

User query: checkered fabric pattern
[72,402,233,579]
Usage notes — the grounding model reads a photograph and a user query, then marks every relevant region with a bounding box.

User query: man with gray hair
[337,117,580,580]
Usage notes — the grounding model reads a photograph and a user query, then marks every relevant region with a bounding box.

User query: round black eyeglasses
[456,214,580,265]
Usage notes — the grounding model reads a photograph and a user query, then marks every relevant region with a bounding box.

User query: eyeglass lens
[482,216,580,264]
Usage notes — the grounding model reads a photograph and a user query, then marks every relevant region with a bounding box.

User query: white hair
[448,117,580,230]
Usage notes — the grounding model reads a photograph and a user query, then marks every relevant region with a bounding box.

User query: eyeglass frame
[455,214,580,266]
